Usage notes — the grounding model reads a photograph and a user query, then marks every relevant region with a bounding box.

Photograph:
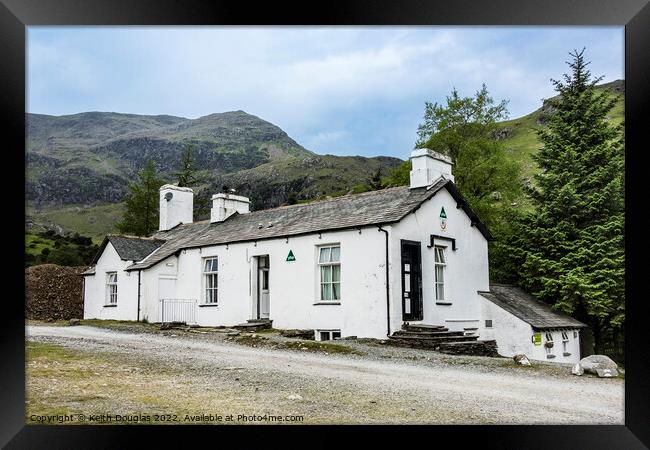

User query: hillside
[26,110,402,237]
[25,80,623,239]
[26,110,313,206]
[498,79,624,182]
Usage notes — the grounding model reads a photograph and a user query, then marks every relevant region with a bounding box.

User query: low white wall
[83,243,139,321]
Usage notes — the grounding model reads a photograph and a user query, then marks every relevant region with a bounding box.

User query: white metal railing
[159,298,198,324]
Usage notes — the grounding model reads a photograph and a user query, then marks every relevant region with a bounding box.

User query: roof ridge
[107,234,164,241]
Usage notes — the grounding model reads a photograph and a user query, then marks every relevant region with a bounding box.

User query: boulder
[513,353,531,366]
[571,362,584,376]
[580,355,618,375]
[595,368,619,378]
[69,318,81,326]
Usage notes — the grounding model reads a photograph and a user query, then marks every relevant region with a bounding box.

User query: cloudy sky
[27,27,623,160]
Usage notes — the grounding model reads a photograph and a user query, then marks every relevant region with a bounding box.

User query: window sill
[313,302,341,305]
[198,303,219,308]
[435,302,452,306]
[103,304,117,308]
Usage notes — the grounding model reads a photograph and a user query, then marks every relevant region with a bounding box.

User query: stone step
[233,321,273,332]
[392,330,466,338]
[388,335,479,348]
[247,318,272,323]
[437,340,499,357]
[402,323,448,333]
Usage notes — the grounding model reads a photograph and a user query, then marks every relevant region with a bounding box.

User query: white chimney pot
[159,184,194,231]
[409,148,454,189]
[211,193,250,223]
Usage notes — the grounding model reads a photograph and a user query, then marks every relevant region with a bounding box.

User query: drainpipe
[136,270,142,322]
[378,226,391,336]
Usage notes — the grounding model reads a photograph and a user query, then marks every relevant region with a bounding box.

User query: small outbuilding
[478,284,587,363]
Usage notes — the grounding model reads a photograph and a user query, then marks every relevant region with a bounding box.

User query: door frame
[400,240,423,321]
[256,255,270,320]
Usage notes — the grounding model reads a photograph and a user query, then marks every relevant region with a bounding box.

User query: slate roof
[478,284,587,330]
[91,235,166,265]
[126,178,492,271]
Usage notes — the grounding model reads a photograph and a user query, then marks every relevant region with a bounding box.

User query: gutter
[378,226,391,336]
[136,270,142,322]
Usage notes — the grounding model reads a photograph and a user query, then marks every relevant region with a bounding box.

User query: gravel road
[26,325,624,424]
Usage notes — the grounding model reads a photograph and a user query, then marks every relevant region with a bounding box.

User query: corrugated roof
[91,235,166,265]
[127,178,491,271]
[479,284,587,330]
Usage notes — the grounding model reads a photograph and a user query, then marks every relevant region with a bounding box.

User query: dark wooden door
[401,240,423,321]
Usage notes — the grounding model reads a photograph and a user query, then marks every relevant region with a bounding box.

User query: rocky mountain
[26,110,402,237]
[26,110,314,206]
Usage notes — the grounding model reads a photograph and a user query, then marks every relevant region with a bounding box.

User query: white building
[82,148,585,361]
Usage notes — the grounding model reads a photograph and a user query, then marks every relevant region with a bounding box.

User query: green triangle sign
[286,250,296,262]
[440,207,447,219]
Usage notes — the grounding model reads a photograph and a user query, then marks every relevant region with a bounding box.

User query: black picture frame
[2,0,648,447]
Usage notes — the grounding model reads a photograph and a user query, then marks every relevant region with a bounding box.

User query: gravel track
[26,325,624,424]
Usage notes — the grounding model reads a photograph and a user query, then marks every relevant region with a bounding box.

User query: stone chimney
[409,148,454,189]
[211,193,250,223]
[159,184,194,231]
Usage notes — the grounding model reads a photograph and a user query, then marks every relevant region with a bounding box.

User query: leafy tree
[383,160,412,186]
[505,49,624,352]
[416,84,521,229]
[116,160,165,236]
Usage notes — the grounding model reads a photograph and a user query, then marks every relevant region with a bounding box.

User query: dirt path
[26,325,624,425]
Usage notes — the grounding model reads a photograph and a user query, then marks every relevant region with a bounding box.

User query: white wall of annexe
[83,242,139,321]
[478,296,582,363]
[389,187,490,334]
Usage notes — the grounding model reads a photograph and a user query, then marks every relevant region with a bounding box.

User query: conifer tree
[175,143,210,218]
[509,49,624,352]
[116,160,165,236]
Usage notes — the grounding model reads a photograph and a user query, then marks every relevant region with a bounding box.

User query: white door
[158,277,177,322]
[258,256,270,319]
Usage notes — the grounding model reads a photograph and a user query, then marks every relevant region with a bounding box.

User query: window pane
[332,264,340,282]
[330,246,340,262]
[319,247,330,263]
[332,282,340,300]
[436,283,444,301]
[321,266,332,283]
[206,275,212,289]
[435,266,444,283]
[321,283,332,301]
[404,274,411,292]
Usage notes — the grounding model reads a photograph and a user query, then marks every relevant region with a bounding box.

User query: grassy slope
[27,203,124,242]
[499,81,624,182]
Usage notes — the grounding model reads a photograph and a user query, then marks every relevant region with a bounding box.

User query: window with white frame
[561,331,570,353]
[318,245,340,301]
[545,332,554,354]
[434,246,446,301]
[318,330,341,341]
[203,257,218,304]
[106,272,118,305]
